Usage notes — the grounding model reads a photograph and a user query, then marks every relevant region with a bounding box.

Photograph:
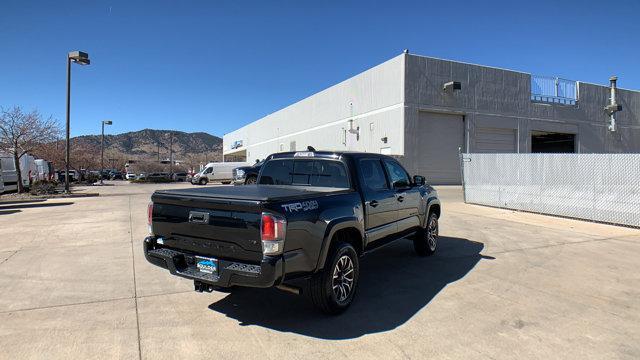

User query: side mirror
[413,175,425,186]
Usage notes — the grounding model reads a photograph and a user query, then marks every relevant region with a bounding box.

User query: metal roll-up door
[475,127,517,153]
[415,112,465,185]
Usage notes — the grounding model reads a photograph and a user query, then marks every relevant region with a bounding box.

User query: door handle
[368,200,379,208]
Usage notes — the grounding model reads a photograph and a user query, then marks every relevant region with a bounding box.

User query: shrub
[84,172,100,184]
[30,180,59,195]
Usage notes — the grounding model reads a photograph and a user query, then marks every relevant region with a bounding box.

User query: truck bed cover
[154,184,350,202]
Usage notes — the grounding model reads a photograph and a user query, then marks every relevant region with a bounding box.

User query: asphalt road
[0,181,638,359]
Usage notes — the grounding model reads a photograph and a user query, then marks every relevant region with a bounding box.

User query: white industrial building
[223,52,640,184]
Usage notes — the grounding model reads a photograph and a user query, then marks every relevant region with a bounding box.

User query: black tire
[198,178,207,185]
[310,242,359,315]
[414,211,438,256]
[245,176,257,185]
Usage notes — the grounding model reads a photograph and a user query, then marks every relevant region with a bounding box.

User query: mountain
[72,128,222,163]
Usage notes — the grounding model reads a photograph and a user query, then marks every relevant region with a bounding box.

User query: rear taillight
[147,202,154,235]
[261,212,286,255]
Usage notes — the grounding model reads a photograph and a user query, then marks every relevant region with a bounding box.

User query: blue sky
[1,0,638,137]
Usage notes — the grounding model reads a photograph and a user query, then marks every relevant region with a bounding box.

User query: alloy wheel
[427,215,438,251]
[332,255,355,302]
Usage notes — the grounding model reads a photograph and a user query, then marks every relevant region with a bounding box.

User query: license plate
[195,256,218,274]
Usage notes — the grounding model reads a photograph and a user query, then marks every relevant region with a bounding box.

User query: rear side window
[359,159,388,190]
[259,159,349,188]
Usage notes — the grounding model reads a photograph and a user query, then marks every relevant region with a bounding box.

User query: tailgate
[151,193,264,263]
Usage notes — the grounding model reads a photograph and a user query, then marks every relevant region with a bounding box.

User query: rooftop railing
[531,75,577,105]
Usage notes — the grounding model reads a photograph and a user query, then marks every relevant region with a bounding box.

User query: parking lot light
[65,50,90,193]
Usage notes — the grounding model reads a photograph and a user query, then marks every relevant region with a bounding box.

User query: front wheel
[310,242,359,315]
[414,212,438,256]
[198,178,207,185]
[245,176,257,185]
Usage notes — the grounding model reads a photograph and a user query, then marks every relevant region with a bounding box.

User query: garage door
[475,127,517,153]
[415,112,464,185]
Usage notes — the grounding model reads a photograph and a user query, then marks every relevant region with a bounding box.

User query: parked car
[110,171,124,180]
[137,173,147,181]
[232,160,264,185]
[125,172,137,180]
[147,172,170,182]
[172,172,188,182]
[191,161,247,185]
[57,170,80,182]
[144,150,440,314]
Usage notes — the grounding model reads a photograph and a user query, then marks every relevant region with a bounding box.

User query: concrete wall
[223,54,406,163]
[402,54,640,178]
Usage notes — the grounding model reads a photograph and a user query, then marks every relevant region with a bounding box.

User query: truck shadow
[208,236,489,340]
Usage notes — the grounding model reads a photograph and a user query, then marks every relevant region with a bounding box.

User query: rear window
[259,159,350,188]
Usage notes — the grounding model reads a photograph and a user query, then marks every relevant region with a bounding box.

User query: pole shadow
[0,202,74,210]
[208,236,489,339]
[0,199,47,206]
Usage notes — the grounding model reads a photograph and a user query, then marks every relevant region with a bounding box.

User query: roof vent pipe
[604,76,622,132]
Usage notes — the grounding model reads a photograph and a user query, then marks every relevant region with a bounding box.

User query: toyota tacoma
[144,151,441,314]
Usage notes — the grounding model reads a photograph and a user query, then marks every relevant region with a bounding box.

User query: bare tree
[0,106,60,192]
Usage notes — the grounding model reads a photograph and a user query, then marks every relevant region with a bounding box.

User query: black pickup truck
[144,151,441,314]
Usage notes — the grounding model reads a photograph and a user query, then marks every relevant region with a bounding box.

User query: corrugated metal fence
[461,153,640,227]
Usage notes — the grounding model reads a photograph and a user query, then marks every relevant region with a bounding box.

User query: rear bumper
[143,236,283,288]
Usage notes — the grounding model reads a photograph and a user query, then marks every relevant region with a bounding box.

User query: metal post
[100,121,105,185]
[169,132,173,176]
[65,57,71,193]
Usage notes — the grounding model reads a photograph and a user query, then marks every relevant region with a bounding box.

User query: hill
[72,129,222,161]
[34,129,223,172]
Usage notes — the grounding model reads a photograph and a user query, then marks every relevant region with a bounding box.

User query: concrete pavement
[0,182,638,359]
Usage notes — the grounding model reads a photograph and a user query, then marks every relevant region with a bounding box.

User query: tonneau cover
[154,184,349,202]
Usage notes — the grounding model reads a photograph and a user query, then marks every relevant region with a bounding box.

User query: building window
[290,141,296,151]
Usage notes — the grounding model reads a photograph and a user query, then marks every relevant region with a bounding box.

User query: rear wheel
[414,212,438,256]
[198,178,207,185]
[310,242,359,315]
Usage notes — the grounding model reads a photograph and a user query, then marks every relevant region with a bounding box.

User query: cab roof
[268,150,392,161]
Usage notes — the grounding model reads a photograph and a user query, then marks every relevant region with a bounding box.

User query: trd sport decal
[281,200,319,212]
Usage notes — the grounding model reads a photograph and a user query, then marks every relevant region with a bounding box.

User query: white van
[0,160,4,194]
[0,155,18,193]
[34,159,50,181]
[191,162,248,185]
[19,154,37,189]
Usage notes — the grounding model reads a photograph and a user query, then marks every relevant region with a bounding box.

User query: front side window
[259,159,349,188]
[383,160,410,188]
[203,167,213,174]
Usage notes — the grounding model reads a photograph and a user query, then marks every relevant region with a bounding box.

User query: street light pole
[100,120,113,185]
[65,56,71,193]
[169,132,174,177]
[64,50,90,193]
